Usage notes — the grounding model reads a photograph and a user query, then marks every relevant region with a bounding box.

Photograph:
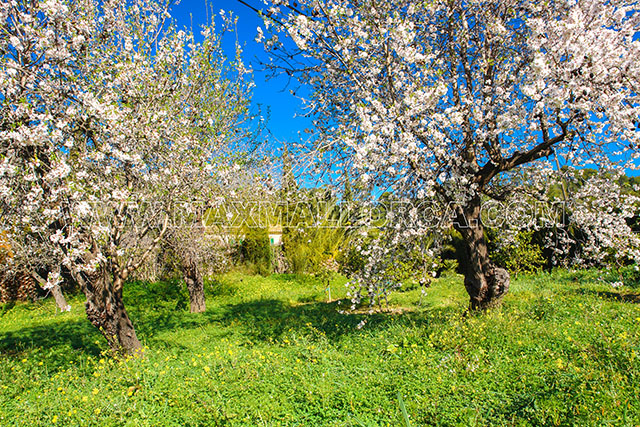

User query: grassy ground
[1,270,639,426]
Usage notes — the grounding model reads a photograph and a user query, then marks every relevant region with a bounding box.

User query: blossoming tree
[259,0,640,309]
[1,0,254,352]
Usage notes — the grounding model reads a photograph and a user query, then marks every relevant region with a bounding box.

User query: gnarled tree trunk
[182,258,205,313]
[79,269,142,354]
[453,195,510,311]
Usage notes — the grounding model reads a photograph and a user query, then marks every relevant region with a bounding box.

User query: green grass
[1,270,639,426]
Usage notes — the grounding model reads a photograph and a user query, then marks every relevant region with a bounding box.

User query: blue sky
[169,1,640,180]
[171,0,312,150]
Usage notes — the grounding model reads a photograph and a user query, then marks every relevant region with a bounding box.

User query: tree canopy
[259,0,640,309]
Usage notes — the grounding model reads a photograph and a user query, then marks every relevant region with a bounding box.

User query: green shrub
[239,227,272,276]
[283,234,311,274]
[439,228,466,275]
[488,230,546,276]
[338,245,367,278]
[283,226,349,274]
[438,259,459,277]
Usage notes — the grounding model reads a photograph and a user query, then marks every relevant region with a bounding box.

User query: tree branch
[475,116,570,187]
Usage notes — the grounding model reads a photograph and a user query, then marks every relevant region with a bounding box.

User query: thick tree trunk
[182,259,206,313]
[454,195,510,311]
[81,270,142,354]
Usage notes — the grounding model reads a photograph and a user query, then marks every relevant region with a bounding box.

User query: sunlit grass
[1,270,639,426]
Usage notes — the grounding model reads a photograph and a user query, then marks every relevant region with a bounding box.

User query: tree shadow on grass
[221,298,367,341]
[122,297,371,345]
[571,288,640,304]
[0,280,460,363]
[553,269,640,289]
[123,275,463,345]
[121,272,466,345]
[0,317,102,369]
[130,308,228,342]
[212,297,462,344]
[126,295,425,347]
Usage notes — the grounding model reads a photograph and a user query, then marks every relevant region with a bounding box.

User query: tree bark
[50,283,71,312]
[81,270,142,354]
[453,195,510,311]
[27,269,70,312]
[1,271,36,302]
[182,259,206,313]
[44,273,70,312]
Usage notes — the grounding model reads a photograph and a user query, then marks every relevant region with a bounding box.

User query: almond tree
[163,202,235,314]
[0,0,254,352]
[259,0,640,310]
